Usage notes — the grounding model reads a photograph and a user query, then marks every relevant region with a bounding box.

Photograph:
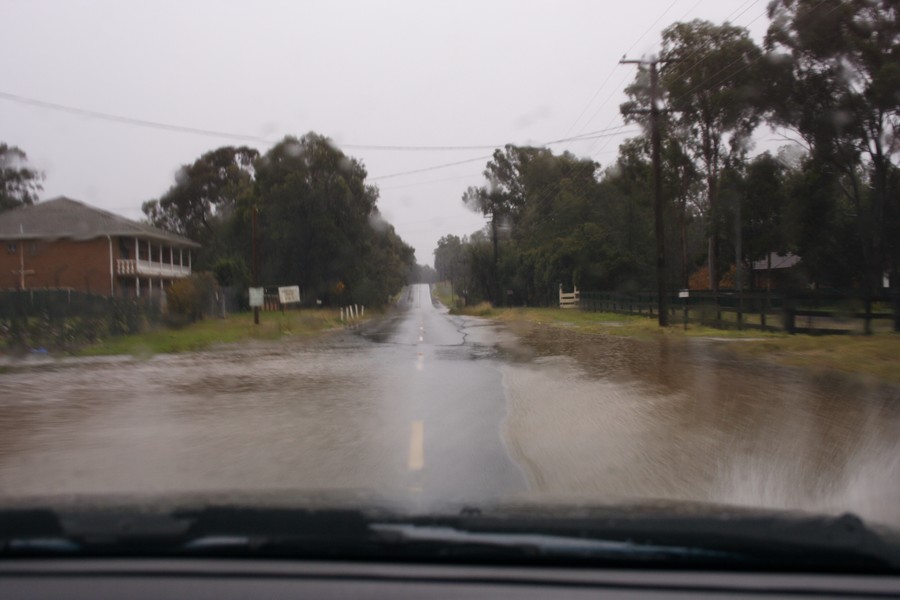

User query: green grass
[733,333,900,384]
[432,281,455,308]
[459,305,900,384]
[482,306,773,339]
[78,309,348,357]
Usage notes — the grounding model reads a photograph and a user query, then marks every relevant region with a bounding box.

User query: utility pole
[252,205,259,325]
[621,57,669,326]
[13,242,35,290]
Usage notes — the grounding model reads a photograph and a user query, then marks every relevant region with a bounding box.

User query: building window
[6,242,16,254]
[29,242,38,256]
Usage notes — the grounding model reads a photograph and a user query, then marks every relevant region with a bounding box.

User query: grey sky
[1,0,770,266]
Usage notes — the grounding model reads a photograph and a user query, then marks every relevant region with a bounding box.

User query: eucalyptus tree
[765,0,900,292]
[0,143,43,212]
[657,20,764,290]
[251,133,413,306]
[142,146,259,269]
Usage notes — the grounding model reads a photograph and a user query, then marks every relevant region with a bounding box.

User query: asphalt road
[0,284,527,512]
[1,283,898,526]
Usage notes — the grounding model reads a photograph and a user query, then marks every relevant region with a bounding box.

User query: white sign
[249,287,264,307]
[678,289,690,299]
[278,286,301,304]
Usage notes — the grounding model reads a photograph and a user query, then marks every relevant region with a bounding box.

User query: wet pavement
[1,283,898,526]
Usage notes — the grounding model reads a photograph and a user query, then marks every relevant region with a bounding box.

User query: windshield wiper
[1,505,897,572]
[392,510,900,571]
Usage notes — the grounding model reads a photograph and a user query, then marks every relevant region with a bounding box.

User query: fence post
[894,291,900,333]
[864,296,872,335]
[761,294,767,330]
[718,293,724,328]
[783,294,795,334]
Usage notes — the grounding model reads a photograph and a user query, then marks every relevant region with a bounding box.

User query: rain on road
[1,283,898,525]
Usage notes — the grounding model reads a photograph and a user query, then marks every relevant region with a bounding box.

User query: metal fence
[580,289,900,334]
[0,289,162,349]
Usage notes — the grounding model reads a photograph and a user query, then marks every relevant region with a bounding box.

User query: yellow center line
[408,420,424,471]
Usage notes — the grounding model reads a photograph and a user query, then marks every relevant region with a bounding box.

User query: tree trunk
[679,197,688,289]
[707,173,719,292]
[490,213,500,306]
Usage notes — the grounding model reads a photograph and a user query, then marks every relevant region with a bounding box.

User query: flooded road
[1,283,898,526]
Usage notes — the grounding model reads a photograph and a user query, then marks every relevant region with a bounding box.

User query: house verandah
[114,236,194,301]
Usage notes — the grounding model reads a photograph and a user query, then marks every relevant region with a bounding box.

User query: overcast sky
[1,0,771,266]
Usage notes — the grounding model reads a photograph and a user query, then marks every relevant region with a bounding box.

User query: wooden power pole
[621,57,669,326]
[252,205,259,325]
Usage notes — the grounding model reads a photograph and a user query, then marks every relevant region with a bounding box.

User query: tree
[461,145,524,304]
[434,234,470,304]
[0,143,43,212]
[410,263,438,284]
[142,146,258,268]
[765,0,900,292]
[462,145,602,304]
[250,133,413,306]
[596,138,656,291]
[661,135,703,289]
[740,152,790,279]
[782,154,862,288]
[657,20,764,290]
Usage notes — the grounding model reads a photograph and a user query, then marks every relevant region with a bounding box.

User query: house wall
[0,237,116,294]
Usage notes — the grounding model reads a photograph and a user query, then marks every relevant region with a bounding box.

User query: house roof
[751,252,801,271]
[0,197,200,248]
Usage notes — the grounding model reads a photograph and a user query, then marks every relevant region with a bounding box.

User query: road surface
[1,283,898,525]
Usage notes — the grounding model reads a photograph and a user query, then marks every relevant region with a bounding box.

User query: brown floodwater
[498,323,900,526]
[1,284,898,527]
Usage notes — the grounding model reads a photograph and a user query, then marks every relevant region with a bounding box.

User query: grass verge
[456,305,900,384]
[431,281,455,308]
[78,309,348,357]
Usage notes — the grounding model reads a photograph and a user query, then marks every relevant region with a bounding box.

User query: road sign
[249,287,264,307]
[278,286,301,304]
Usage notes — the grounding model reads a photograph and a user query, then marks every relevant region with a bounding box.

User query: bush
[212,257,250,288]
[166,273,218,323]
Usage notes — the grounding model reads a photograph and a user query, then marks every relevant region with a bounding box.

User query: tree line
[1,134,418,307]
[141,133,416,307]
[435,0,898,307]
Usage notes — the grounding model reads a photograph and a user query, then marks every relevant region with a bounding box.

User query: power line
[0,89,631,154]
[0,90,275,145]
[561,0,681,140]
[379,147,624,192]
[379,172,490,191]
[665,0,835,108]
[547,1,783,180]
[499,1,787,270]
[370,156,495,182]
[562,0,741,151]
[369,128,639,181]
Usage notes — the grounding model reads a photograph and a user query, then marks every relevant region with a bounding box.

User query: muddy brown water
[1,284,898,527]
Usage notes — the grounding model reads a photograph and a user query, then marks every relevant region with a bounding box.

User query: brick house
[0,197,199,298]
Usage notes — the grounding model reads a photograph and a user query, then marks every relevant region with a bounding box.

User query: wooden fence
[559,284,580,309]
[580,290,900,334]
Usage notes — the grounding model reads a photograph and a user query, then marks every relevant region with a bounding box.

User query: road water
[1,284,898,526]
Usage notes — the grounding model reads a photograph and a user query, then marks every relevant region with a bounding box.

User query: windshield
[1,0,898,570]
